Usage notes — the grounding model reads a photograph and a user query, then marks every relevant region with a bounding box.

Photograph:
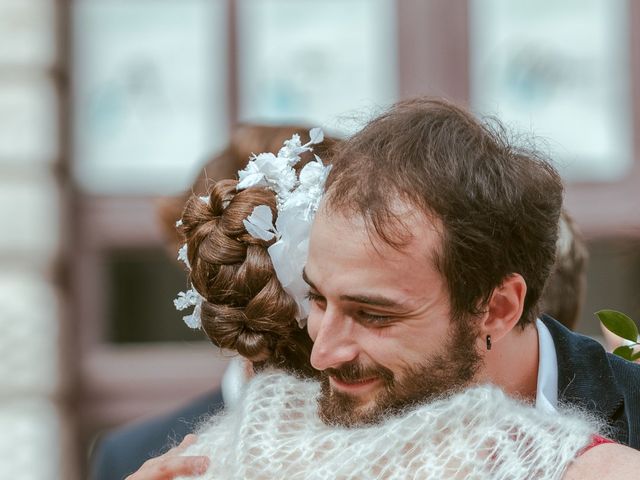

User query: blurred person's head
[176,126,336,378]
[304,97,563,426]
[539,210,588,330]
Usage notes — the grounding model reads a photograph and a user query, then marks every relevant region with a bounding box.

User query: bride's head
[178,134,334,379]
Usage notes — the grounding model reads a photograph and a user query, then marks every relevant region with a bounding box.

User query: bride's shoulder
[227,370,321,422]
[243,369,320,400]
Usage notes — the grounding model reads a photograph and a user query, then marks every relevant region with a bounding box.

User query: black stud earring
[486,335,492,351]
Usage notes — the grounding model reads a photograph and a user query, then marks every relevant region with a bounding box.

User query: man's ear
[480,274,527,342]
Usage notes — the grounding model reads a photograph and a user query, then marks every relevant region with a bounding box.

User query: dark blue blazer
[90,389,224,480]
[542,314,640,448]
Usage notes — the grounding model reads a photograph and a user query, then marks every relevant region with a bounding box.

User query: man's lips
[329,375,382,394]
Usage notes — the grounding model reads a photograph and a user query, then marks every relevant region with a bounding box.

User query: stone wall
[0,1,73,478]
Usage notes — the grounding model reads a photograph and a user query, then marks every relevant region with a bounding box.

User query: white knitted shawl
[180,371,596,480]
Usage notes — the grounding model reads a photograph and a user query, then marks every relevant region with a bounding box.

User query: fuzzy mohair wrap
[179,371,597,480]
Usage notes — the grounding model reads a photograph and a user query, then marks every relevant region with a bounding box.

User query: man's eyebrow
[302,268,316,289]
[302,269,407,309]
[339,294,406,309]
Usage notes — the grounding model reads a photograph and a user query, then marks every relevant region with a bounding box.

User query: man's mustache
[323,361,394,384]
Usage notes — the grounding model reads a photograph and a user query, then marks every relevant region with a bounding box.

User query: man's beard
[317,318,483,427]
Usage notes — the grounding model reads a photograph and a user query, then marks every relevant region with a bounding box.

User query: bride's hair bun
[180,179,314,375]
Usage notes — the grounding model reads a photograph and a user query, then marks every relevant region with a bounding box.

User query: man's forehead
[307,206,443,300]
[312,199,442,258]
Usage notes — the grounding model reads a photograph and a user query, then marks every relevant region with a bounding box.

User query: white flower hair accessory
[173,288,204,329]
[173,195,210,329]
[174,128,331,330]
[240,128,330,328]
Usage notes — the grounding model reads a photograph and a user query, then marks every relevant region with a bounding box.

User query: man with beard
[303,209,485,427]
[127,98,640,479]
[303,97,640,434]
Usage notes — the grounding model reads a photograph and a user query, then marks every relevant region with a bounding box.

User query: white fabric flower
[173,289,200,311]
[237,153,297,199]
[298,157,326,188]
[308,127,324,144]
[243,205,277,242]
[183,302,202,329]
[276,129,322,165]
[268,205,314,327]
[173,288,204,329]
[177,244,190,269]
[237,160,268,190]
[268,237,311,327]
[283,158,331,220]
[278,134,304,164]
[272,167,297,198]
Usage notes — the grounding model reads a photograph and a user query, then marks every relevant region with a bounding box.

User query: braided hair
[179,179,317,378]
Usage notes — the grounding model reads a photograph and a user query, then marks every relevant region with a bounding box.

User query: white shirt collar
[535,318,559,412]
[221,357,248,408]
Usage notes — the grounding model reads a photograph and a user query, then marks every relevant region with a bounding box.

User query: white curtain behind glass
[73,0,228,194]
[237,0,398,136]
[470,0,632,182]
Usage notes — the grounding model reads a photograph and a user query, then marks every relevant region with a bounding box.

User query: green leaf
[631,350,640,362]
[596,310,639,343]
[613,345,635,361]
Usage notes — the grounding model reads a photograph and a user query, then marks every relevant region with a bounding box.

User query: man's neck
[480,323,540,400]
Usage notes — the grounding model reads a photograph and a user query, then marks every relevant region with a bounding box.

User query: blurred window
[237,0,398,134]
[72,0,228,195]
[470,0,632,182]
[106,248,203,343]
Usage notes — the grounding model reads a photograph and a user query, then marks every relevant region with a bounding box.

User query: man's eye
[357,311,392,325]
[305,291,324,304]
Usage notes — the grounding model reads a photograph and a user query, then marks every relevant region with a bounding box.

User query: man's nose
[309,308,359,371]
